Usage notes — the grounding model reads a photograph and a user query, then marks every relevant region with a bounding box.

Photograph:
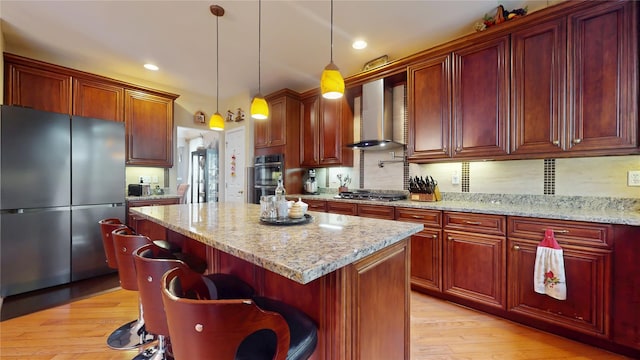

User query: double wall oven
[253,154,283,204]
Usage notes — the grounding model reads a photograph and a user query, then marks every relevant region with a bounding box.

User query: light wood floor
[0,288,630,359]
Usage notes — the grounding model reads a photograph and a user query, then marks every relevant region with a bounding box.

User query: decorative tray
[259,214,313,226]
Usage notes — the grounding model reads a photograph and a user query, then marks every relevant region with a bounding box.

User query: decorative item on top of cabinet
[300,90,353,168]
[125,89,177,167]
[443,211,507,309]
[395,207,443,293]
[507,217,612,338]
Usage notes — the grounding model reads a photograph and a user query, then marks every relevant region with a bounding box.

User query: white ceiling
[1,0,553,104]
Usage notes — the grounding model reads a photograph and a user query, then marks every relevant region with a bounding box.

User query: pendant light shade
[250,94,269,120]
[321,0,344,99]
[251,0,269,120]
[210,5,225,131]
[209,112,225,131]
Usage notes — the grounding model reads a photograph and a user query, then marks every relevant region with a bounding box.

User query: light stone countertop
[295,193,640,226]
[126,194,182,201]
[129,202,423,284]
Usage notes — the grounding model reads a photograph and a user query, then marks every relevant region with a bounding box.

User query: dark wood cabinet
[300,92,353,168]
[510,17,566,155]
[507,217,613,338]
[357,204,395,220]
[4,53,178,167]
[451,35,510,159]
[396,207,442,293]
[255,90,300,149]
[566,1,637,153]
[612,225,640,351]
[443,212,507,309]
[326,201,357,216]
[305,199,327,212]
[4,57,72,114]
[125,89,175,167]
[407,53,451,161]
[73,77,124,122]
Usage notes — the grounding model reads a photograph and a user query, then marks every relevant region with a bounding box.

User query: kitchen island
[130,202,423,360]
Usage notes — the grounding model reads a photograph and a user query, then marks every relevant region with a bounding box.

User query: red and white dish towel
[533,229,567,300]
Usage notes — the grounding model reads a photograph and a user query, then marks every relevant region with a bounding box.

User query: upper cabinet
[511,1,637,157]
[3,53,179,167]
[451,35,510,159]
[4,58,72,114]
[255,89,300,149]
[406,0,638,162]
[125,90,174,167]
[300,91,353,168]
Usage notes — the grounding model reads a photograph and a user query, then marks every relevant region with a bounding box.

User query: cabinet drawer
[395,207,442,228]
[444,212,506,236]
[326,201,358,215]
[305,199,327,212]
[358,204,395,220]
[508,217,612,248]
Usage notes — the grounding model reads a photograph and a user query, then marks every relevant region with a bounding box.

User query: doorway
[224,126,246,203]
[176,126,220,203]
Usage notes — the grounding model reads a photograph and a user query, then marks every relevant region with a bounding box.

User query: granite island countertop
[129,202,423,284]
[126,194,182,201]
[293,193,640,226]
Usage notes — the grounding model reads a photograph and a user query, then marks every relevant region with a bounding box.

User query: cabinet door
[254,116,269,148]
[443,230,506,309]
[452,35,509,158]
[5,62,72,114]
[411,228,441,293]
[326,201,357,215]
[319,97,342,165]
[73,77,124,122]
[125,89,174,167]
[507,239,610,337]
[566,1,637,152]
[511,18,566,154]
[300,95,320,166]
[267,96,286,147]
[407,53,451,161]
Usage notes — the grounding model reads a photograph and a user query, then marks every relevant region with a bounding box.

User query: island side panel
[347,239,410,360]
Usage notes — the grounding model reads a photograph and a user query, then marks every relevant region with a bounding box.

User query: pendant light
[209,5,225,131]
[250,0,269,120]
[320,0,344,99]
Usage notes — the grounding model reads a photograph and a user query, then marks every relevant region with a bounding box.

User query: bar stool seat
[133,243,255,360]
[161,267,318,360]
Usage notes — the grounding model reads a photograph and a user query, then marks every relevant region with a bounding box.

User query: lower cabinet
[442,212,507,310]
[357,204,395,220]
[305,199,327,212]
[507,217,612,338]
[326,201,358,216]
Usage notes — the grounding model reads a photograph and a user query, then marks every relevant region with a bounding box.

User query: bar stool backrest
[112,227,152,291]
[98,218,126,269]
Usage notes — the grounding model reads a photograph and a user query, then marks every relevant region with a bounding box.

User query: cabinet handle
[464,221,482,225]
[543,229,569,234]
[455,147,462,152]
[552,140,559,146]
[513,245,520,250]
[447,236,453,241]
[573,138,582,144]
[442,147,447,153]
[412,215,424,219]
[432,234,438,239]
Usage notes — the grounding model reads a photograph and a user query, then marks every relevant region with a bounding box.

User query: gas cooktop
[335,191,407,202]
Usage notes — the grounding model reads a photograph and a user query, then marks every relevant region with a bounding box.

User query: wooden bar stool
[161,267,318,360]
[133,243,255,360]
[99,218,155,350]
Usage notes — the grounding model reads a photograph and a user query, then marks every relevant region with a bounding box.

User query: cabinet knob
[573,138,582,144]
[432,234,437,239]
[552,140,559,146]
[464,221,482,225]
[455,147,462,152]
[513,245,520,251]
[447,236,453,241]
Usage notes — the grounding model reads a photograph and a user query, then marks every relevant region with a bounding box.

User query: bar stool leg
[107,297,155,349]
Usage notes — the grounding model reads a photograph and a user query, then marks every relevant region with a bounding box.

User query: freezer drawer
[0,208,71,297]
[71,204,124,281]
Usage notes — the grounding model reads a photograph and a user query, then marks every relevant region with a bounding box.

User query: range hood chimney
[347,79,404,150]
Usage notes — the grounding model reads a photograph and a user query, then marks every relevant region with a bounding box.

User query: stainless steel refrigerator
[0,105,125,297]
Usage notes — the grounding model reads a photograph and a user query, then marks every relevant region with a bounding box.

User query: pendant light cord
[216,12,220,113]
[258,0,262,93]
[330,0,334,62]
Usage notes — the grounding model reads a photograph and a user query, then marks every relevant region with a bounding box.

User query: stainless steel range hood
[347,79,404,150]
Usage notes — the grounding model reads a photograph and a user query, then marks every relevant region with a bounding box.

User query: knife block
[410,186,442,202]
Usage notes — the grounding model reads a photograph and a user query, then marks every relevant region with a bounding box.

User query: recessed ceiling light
[352,40,367,50]
[144,63,159,71]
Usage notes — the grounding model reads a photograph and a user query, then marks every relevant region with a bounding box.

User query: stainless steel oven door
[253,186,276,204]
[254,154,283,187]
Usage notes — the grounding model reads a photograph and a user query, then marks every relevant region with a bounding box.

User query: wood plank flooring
[0,288,631,359]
